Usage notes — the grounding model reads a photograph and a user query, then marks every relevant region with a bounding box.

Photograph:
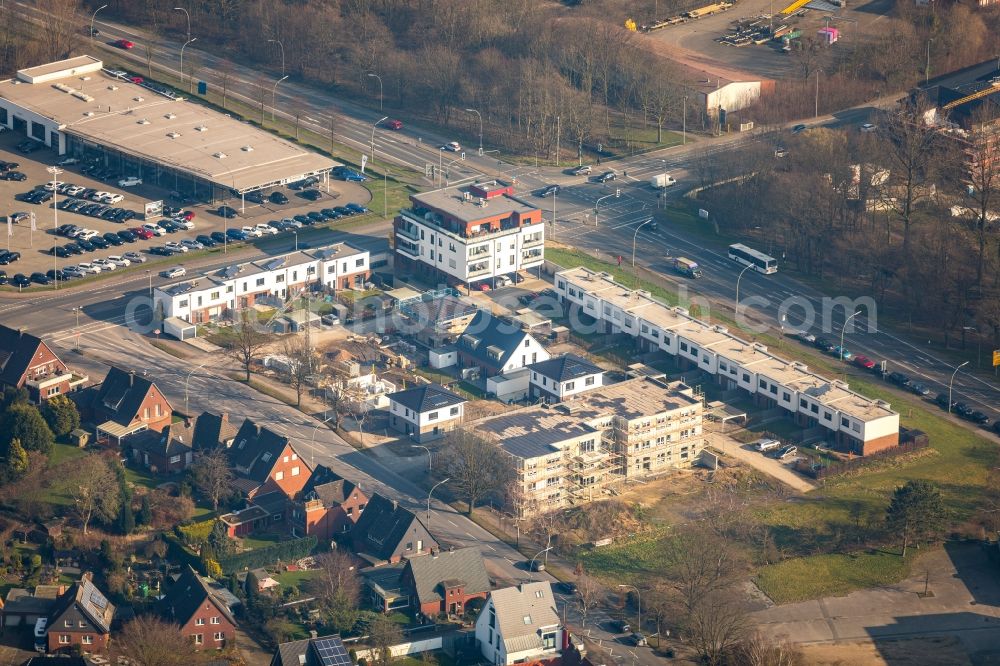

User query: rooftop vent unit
[133,96,144,102]
[108,85,118,91]
[83,111,95,117]
[54,83,73,92]
[195,125,207,132]
[167,132,181,138]
[241,145,253,152]
[137,118,150,125]
[213,152,227,159]
[80,76,91,81]
[71,91,94,102]
[164,113,176,119]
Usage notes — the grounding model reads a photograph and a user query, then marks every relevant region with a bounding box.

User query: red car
[853,355,876,370]
[181,210,196,221]
[131,226,154,239]
[129,76,144,84]
[114,39,134,49]
[383,119,403,130]
[477,283,491,292]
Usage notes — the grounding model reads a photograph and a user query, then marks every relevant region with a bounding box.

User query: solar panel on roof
[311,637,351,665]
[90,590,108,609]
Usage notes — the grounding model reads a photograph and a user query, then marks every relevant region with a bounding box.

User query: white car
[164,241,188,253]
[255,224,278,236]
[118,176,142,187]
[161,266,186,278]
[142,223,165,237]
[62,266,85,278]
[76,229,99,241]
[64,185,86,196]
[107,255,131,267]
[43,181,65,192]
[92,191,112,201]
[172,218,195,230]
[77,262,102,274]
[283,217,303,228]
[57,157,79,166]
[860,123,877,133]
[122,251,146,263]
[241,225,263,238]
[104,193,125,204]
[442,141,461,152]
[180,239,203,250]
[92,258,117,271]
[107,69,127,78]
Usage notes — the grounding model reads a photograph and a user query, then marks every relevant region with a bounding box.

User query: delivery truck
[650,173,677,189]
[673,257,703,278]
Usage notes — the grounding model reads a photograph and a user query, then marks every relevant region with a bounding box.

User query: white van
[755,438,781,453]
[34,617,48,652]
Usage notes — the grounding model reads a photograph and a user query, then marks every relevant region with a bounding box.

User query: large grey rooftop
[410,185,537,224]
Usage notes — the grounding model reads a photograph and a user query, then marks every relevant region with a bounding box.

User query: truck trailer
[650,173,677,189]
[673,257,703,278]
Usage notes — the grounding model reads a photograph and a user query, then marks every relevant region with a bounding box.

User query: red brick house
[350,494,437,565]
[228,419,312,500]
[0,324,87,402]
[403,547,490,617]
[160,565,237,650]
[293,465,367,541]
[46,574,114,654]
[76,367,174,443]
[219,491,289,538]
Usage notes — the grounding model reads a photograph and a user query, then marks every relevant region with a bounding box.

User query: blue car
[226,229,249,241]
[333,166,366,182]
[345,203,368,214]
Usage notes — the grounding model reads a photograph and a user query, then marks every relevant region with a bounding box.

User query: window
[810,404,819,414]
[169,455,181,464]
[275,471,284,481]
[680,341,688,352]
[214,632,225,641]
[196,618,205,626]
[783,392,791,401]
[356,258,364,267]
[720,361,728,371]
[194,634,204,645]
[82,635,93,645]
[155,403,162,417]
[742,373,750,383]
[406,542,413,551]
[59,635,70,644]
[542,632,557,650]
[842,417,850,427]
[800,399,808,408]
[65,620,72,628]
[565,381,575,391]
[178,299,188,308]
[523,615,532,625]
[450,406,459,416]
[143,407,150,419]
[210,291,219,300]
[428,411,438,421]
[291,466,300,476]
[824,412,832,421]
[585,376,595,386]
[256,277,265,287]
[283,456,289,463]
[275,274,285,283]
[769,385,777,395]
[759,379,767,389]
[524,339,530,347]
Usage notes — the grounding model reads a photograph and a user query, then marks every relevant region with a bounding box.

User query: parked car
[321,208,343,220]
[10,274,31,287]
[269,191,289,204]
[148,246,175,256]
[63,243,83,255]
[831,346,853,361]
[755,438,781,453]
[333,206,353,217]
[76,262,102,274]
[777,445,798,459]
[792,123,807,134]
[29,272,50,285]
[217,205,239,218]
[180,239,204,250]
[860,123,877,133]
[631,633,647,647]
[244,191,264,204]
[241,225,263,238]
[853,355,876,370]
[969,411,990,425]
[1,171,27,181]
[62,266,85,278]
[345,203,369,214]
[196,234,217,247]
[89,236,110,249]
[210,231,228,244]
[46,269,68,282]
[92,258,117,271]
[104,193,124,204]
[107,255,131,268]
[122,251,146,264]
[306,211,325,223]
[254,224,278,236]
[334,168,366,182]
[75,239,96,252]
[814,337,836,353]
[161,267,186,278]
[555,581,577,595]
[118,176,142,187]
[0,251,21,265]
[954,403,975,419]
[226,229,249,241]
[142,223,165,237]
[117,230,138,243]
[610,620,631,634]
[570,165,592,176]
[935,393,955,410]
[907,382,931,397]
[50,246,72,258]
[299,189,322,201]
[794,331,817,344]
[164,241,188,253]
[887,371,910,386]
[131,227,154,240]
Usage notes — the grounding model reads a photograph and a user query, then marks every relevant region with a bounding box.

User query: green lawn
[49,441,87,467]
[124,465,163,490]
[754,550,913,604]
[275,569,320,591]
[240,532,284,550]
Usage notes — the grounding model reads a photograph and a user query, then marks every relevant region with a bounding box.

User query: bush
[216,536,317,574]
[177,519,215,546]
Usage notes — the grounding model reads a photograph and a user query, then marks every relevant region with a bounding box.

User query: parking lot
[0,132,371,289]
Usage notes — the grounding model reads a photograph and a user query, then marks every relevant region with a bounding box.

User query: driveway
[753,543,1000,661]
[705,431,818,493]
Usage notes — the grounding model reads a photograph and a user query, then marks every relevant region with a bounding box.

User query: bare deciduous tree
[228,308,268,382]
[69,454,120,534]
[367,612,402,666]
[441,429,514,515]
[115,616,199,666]
[309,550,362,633]
[575,574,603,627]
[282,336,317,408]
[190,448,233,510]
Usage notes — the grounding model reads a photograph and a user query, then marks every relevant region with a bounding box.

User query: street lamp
[618,584,642,635]
[814,69,823,119]
[734,263,754,319]
[145,269,152,296]
[465,108,483,156]
[184,360,209,414]
[268,39,285,77]
[180,37,197,91]
[594,190,620,228]
[948,361,969,414]
[528,546,553,576]
[173,6,190,43]
[370,116,388,166]
[840,310,863,361]
[632,218,654,268]
[367,73,383,110]
[682,96,688,145]
[91,4,107,42]
[48,166,62,289]
[426,478,450,528]
[412,445,432,473]
[271,75,288,121]
[292,230,298,252]
[309,414,334,466]
[72,306,82,351]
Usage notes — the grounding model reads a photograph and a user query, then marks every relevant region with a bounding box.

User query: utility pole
[555,115,561,168]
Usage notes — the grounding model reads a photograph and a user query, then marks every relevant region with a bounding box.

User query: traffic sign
[993,349,1000,367]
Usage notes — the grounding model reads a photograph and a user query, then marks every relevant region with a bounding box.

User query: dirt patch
[799,637,972,666]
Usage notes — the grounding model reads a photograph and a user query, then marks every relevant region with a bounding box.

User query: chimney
[309,630,318,639]
[184,416,192,428]
[129,370,135,386]
[392,499,398,511]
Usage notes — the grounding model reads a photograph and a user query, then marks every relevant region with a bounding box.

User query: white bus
[728,243,778,274]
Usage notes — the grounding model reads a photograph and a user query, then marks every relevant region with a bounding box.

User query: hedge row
[216,536,317,574]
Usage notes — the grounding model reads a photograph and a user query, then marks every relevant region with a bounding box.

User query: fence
[796,438,930,479]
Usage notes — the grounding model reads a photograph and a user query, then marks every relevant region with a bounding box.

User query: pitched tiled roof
[487,582,560,655]
[48,575,115,634]
[456,311,530,369]
[160,565,236,628]
[192,412,238,450]
[125,419,195,458]
[387,383,465,414]
[300,465,359,507]
[229,419,295,484]
[350,494,437,562]
[406,547,490,607]
[528,354,602,383]
[0,324,45,387]
[271,634,350,666]
[91,366,169,426]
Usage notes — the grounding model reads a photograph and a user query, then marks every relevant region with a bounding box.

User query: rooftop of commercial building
[571,376,701,422]
[2,57,336,192]
[409,183,538,225]
[476,408,600,460]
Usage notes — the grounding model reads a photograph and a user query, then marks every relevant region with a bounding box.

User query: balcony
[522,234,544,248]
[401,207,532,243]
[395,223,420,242]
[26,372,89,392]
[468,261,491,278]
[396,238,420,258]
[468,245,491,259]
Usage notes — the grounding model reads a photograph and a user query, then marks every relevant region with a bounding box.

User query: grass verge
[754,550,913,604]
